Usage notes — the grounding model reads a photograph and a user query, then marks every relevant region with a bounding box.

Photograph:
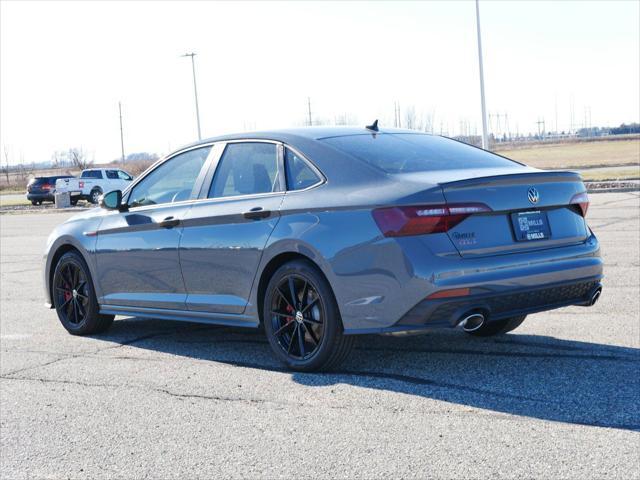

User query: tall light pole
[475,0,489,150]
[182,52,202,140]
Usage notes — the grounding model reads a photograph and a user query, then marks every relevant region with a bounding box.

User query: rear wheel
[90,188,102,204]
[466,315,526,337]
[263,260,354,372]
[52,251,114,335]
[31,200,38,206]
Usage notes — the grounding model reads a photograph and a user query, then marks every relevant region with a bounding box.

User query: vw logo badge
[527,187,540,204]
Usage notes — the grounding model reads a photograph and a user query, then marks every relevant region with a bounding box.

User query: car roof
[181,126,426,149]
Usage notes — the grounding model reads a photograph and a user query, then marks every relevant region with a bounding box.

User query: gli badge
[527,187,540,204]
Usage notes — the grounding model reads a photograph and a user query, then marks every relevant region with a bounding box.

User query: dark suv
[26,176,74,205]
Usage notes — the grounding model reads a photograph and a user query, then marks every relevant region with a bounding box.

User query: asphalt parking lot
[1,192,639,479]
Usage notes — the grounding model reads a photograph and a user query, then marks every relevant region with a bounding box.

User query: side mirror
[100,190,126,211]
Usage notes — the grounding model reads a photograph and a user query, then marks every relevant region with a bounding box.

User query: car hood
[63,206,108,224]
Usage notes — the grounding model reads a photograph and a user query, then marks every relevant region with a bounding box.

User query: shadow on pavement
[95,317,640,432]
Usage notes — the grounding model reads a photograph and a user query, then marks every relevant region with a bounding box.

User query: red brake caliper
[63,282,72,302]
[285,304,294,323]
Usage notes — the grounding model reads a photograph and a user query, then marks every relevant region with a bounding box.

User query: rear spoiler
[438,170,583,189]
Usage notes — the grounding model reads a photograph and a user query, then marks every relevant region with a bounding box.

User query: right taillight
[570,191,589,217]
[372,203,491,237]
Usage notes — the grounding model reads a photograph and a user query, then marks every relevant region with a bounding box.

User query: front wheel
[263,260,354,372]
[465,315,526,337]
[52,251,114,335]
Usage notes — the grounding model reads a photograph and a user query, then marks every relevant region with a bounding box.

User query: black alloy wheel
[52,251,114,335]
[55,260,90,326]
[270,274,325,360]
[263,260,354,371]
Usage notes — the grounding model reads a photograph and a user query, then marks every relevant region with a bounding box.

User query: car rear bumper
[27,193,54,201]
[393,277,602,331]
[340,232,603,334]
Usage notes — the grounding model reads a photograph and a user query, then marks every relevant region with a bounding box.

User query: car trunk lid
[438,170,589,257]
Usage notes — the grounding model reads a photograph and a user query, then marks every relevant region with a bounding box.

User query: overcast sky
[1,0,638,165]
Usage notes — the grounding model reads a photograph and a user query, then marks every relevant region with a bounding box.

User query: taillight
[41,183,52,190]
[570,191,589,217]
[372,203,491,237]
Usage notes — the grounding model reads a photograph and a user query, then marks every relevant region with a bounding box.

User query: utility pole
[536,118,546,138]
[181,52,202,140]
[475,0,489,150]
[554,94,558,135]
[307,97,312,126]
[118,101,125,165]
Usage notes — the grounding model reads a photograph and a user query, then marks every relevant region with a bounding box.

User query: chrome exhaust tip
[460,312,486,333]
[589,286,602,306]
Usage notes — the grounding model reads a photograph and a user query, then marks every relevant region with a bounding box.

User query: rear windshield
[321,133,518,173]
[29,176,71,184]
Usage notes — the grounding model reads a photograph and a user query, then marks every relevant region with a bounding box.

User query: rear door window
[321,133,519,173]
[105,170,119,179]
[208,142,281,198]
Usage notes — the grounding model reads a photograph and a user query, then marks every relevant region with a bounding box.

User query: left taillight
[41,183,52,190]
[570,191,589,217]
[372,203,491,237]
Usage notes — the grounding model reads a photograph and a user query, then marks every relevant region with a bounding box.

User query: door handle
[159,216,180,228]
[243,207,271,220]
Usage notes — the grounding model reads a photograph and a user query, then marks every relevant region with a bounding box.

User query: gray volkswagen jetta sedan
[43,125,603,371]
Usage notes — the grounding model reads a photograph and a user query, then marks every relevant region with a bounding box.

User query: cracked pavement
[1,192,639,479]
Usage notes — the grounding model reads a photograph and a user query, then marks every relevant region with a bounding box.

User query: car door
[104,170,122,193]
[94,145,213,310]
[116,169,134,191]
[179,141,285,315]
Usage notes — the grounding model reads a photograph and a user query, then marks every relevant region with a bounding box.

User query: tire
[52,251,114,335]
[263,259,354,372]
[466,315,526,337]
[31,200,38,206]
[70,198,78,206]
[89,188,102,204]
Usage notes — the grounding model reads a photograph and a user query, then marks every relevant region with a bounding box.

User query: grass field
[496,138,640,170]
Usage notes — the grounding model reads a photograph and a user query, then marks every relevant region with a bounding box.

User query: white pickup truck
[55,168,134,204]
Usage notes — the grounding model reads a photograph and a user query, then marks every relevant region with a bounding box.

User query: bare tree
[2,146,10,186]
[68,148,91,170]
[51,150,64,168]
[334,113,358,126]
[404,105,417,130]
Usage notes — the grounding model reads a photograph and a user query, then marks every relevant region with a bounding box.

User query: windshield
[321,133,519,173]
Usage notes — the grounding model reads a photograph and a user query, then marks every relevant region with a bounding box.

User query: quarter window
[128,146,211,208]
[285,148,321,191]
[208,142,280,198]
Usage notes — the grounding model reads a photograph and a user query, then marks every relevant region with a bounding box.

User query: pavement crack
[0,375,272,406]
